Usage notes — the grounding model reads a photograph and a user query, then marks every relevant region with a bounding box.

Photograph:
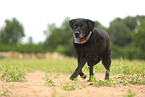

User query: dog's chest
[74,43,100,59]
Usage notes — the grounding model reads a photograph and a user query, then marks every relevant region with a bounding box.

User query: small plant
[44,73,55,86]
[123,89,136,97]
[61,82,75,91]
[1,66,26,82]
[61,79,86,91]
[89,77,116,87]
[114,73,145,85]
[73,78,86,90]
[0,85,12,96]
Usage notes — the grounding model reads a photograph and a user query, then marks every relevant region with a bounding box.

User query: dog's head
[69,18,95,39]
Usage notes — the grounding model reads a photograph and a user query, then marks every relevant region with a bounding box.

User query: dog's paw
[80,75,87,79]
[105,77,109,80]
[70,75,76,80]
[87,79,92,82]
[70,77,75,80]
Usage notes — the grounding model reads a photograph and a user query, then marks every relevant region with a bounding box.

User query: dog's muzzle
[74,31,80,38]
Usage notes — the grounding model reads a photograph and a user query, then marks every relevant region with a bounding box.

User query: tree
[108,18,132,46]
[0,18,25,43]
[124,16,137,31]
[95,21,107,31]
[44,17,74,56]
[134,20,145,50]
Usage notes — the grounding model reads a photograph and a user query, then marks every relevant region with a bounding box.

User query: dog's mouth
[74,31,84,39]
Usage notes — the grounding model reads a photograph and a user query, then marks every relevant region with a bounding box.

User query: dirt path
[0,71,145,97]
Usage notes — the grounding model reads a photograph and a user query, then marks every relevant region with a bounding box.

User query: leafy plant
[1,66,26,82]
[114,73,145,85]
[61,79,86,91]
[89,77,116,87]
[61,82,75,91]
[44,73,55,87]
[0,85,12,96]
[123,89,136,97]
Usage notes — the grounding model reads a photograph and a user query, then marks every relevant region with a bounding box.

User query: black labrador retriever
[69,18,111,81]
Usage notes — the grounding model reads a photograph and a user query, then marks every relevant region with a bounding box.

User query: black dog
[69,18,111,81]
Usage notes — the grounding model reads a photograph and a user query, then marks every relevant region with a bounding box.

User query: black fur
[69,18,111,81]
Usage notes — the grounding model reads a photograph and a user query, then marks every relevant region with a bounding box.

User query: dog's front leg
[70,58,86,80]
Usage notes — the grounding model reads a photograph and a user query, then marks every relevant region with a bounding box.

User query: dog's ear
[85,19,95,31]
[69,19,76,29]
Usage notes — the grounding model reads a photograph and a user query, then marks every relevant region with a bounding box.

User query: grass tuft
[1,66,26,82]
[0,85,12,96]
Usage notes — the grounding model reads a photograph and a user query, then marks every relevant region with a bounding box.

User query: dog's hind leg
[88,65,94,82]
[102,48,111,80]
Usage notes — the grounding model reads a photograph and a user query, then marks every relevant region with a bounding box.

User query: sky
[0,0,145,43]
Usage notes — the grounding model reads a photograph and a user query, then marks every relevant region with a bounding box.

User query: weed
[73,78,86,89]
[44,73,55,87]
[61,82,75,91]
[89,77,116,87]
[0,85,12,96]
[0,58,145,74]
[89,72,145,87]
[114,73,145,85]
[0,66,26,82]
[61,79,86,91]
[123,89,136,97]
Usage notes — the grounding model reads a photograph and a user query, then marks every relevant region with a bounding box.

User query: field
[0,57,145,97]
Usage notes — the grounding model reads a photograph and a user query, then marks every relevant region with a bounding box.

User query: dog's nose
[74,31,80,34]
[74,31,80,38]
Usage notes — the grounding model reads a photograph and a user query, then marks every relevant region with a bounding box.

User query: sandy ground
[0,71,145,97]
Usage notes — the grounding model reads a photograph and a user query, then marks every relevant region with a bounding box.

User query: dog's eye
[81,26,85,28]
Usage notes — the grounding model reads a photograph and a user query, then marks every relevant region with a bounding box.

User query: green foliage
[89,77,116,87]
[95,21,107,30]
[89,72,145,88]
[1,66,26,82]
[61,82,76,91]
[123,89,136,97]
[61,79,86,91]
[109,18,132,46]
[0,58,145,93]
[0,16,145,59]
[0,42,48,53]
[115,73,145,85]
[109,15,145,59]
[0,18,25,43]
[133,20,145,50]
[44,17,74,56]
[0,58,77,74]
[44,73,55,86]
[0,85,12,96]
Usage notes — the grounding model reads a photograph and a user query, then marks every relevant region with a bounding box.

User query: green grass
[0,58,77,73]
[1,66,26,82]
[0,58,145,87]
[0,58,145,77]
[0,58,145,75]
[123,89,136,97]
[44,73,55,87]
[0,85,12,96]
[60,78,86,91]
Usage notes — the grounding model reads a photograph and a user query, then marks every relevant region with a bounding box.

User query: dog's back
[93,28,111,50]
